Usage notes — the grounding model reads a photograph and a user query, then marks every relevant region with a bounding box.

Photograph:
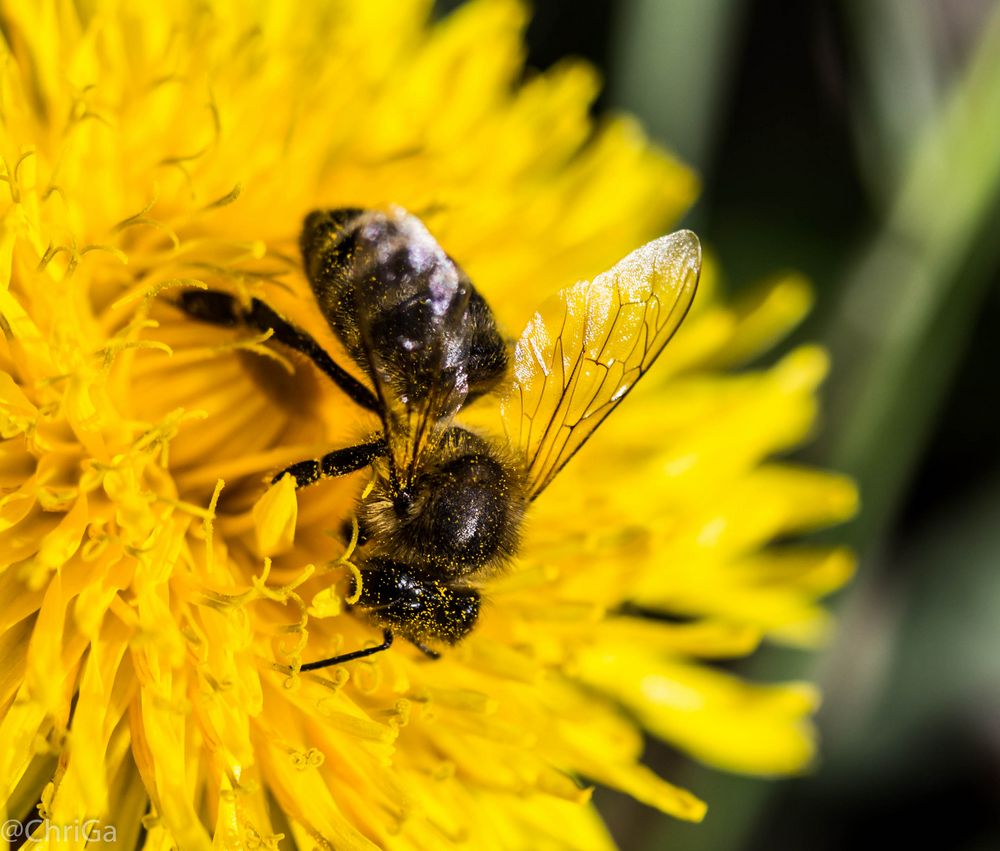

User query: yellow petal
[253,475,297,557]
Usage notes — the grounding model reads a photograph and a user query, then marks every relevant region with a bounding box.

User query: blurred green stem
[608,0,748,172]
[824,1,1000,544]
[639,4,1000,850]
[843,0,942,205]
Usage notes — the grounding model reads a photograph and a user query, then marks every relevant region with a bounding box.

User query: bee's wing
[501,230,701,500]
[357,269,473,486]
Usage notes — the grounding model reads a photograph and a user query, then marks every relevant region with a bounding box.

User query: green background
[441,0,1000,848]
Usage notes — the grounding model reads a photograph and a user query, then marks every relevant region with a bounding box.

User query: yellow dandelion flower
[0,1,857,849]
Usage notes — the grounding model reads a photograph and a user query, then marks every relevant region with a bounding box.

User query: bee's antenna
[298,629,394,671]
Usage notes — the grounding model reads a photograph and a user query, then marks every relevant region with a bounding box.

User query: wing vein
[502,231,701,501]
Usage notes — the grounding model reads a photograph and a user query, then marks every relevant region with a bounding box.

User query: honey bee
[178,208,700,669]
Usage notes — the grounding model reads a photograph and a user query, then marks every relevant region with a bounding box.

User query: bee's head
[351,558,480,645]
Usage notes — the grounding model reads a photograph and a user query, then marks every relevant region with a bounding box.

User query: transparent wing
[337,209,476,489]
[501,230,701,500]
[359,283,472,488]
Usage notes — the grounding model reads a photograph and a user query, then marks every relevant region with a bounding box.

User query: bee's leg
[175,290,379,413]
[410,641,441,660]
[298,629,394,671]
[273,437,388,487]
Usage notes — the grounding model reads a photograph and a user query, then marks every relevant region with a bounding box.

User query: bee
[177,207,700,669]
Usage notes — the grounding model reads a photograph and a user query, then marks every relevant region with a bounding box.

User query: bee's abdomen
[299,208,364,281]
[465,288,509,399]
[299,208,367,361]
[299,208,508,401]
[301,208,452,376]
